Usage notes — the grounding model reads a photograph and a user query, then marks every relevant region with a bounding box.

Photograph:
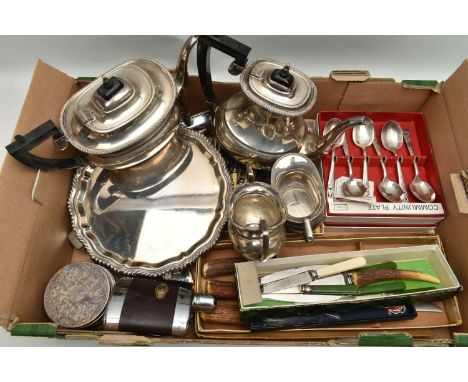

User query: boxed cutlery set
[320,111,446,231]
[1,35,467,346]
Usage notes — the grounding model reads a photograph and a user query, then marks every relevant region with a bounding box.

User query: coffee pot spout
[301,116,370,159]
[174,35,199,97]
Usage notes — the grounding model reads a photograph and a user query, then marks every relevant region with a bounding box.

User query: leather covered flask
[103,278,216,336]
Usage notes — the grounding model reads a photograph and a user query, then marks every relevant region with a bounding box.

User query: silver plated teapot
[6,36,203,172]
[197,36,370,169]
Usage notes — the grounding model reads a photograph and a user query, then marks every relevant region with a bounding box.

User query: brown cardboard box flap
[0,60,76,327]
[340,82,432,111]
[421,60,468,332]
[441,59,468,169]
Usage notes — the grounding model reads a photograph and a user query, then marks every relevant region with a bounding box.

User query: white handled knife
[261,256,367,294]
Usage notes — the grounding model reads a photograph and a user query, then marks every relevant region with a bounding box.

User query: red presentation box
[319,111,446,229]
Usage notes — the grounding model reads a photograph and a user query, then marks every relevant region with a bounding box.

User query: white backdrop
[0,35,468,346]
[1,35,468,164]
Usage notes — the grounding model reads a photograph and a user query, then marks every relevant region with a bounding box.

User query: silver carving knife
[261,257,367,294]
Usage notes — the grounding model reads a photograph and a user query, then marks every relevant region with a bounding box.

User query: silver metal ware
[342,134,350,156]
[195,37,371,169]
[373,140,405,202]
[342,156,367,197]
[414,302,444,313]
[378,156,406,203]
[61,36,199,169]
[372,133,382,156]
[7,36,201,172]
[228,182,287,262]
[327,151,337,199]
[68,127,231,277]
[271,153,325,242]
[382,120,408,202]
[403,129,436,203]
[260,264,345,286]
[352,117,374,192]
[44,262,114,329]
[214,87,369,169]
[323,118,345,199]
[409,157,436,203]
[261,256,367,294]
[403,128,415,156]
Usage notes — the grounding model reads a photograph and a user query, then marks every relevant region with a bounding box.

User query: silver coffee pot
[6,36,203,172]
[197,36,370,169]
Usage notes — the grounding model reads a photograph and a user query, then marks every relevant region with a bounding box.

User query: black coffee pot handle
[5,120,85,170]
[197,35,251,112]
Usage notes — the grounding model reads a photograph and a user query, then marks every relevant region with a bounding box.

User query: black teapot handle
[197,35,251,113]
[5,120,85,170]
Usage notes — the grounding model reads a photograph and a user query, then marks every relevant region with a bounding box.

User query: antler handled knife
[296,268,440,294]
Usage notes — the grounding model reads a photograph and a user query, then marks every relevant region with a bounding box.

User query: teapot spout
[174,35,199,96]
[303,116,371,158]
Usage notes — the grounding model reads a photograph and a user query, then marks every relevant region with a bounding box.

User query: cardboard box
[1,59,468,346]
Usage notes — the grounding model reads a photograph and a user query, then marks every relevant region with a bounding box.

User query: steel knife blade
[260,264,328,285]
[261,257,367,294]
[262,271,316,294]
[414,302,444,313]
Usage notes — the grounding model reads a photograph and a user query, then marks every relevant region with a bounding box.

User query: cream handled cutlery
[261,256,367,294]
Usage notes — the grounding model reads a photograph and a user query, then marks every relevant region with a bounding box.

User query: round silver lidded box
[44,262,115,329]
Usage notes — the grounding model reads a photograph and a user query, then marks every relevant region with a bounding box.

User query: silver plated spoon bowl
[352,117,374,191]
[342,156,367,197]
[378,156,405,202]
[409,157,436,203]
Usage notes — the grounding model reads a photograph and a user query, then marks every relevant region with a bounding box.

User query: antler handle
[200,304,243,325]
[202,257,245,278]
[352,269,440,287]
[206,280,238,299]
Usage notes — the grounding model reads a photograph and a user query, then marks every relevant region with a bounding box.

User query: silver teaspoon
[378,156,405,202]
[352,117,374,192]
[323,118,344,199]
[342,156,367,197]
[409,157,436,203]
[381,120,408,202]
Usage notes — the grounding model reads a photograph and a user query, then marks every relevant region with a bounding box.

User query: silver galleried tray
[68,127,232,277]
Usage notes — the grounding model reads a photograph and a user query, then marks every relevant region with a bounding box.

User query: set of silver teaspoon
[326,118,436,203]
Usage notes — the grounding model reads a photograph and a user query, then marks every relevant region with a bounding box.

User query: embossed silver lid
[239,58,317,117]
[43,262,114,328]
[60,59,177,155]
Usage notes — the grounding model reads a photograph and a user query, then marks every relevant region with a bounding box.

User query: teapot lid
[239,58,317,117]
[60,59,177,155]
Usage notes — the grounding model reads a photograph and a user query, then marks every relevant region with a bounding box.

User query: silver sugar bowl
[228,182,287,262]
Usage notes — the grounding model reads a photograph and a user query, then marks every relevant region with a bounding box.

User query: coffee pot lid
[239,58,317,117]
[60,59,177,155]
